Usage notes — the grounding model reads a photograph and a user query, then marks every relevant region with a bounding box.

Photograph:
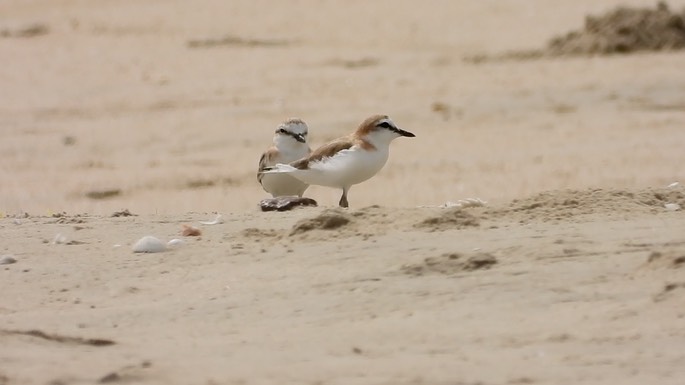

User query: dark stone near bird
[259,196,318,212]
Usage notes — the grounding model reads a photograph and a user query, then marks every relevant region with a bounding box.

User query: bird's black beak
[396,128,415,138]
[293,133,306,143]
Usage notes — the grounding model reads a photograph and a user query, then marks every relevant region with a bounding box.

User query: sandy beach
[2,1,685,384]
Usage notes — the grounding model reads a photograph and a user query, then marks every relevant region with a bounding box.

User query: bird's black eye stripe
[279,128,287,134]
[377,121,392,129]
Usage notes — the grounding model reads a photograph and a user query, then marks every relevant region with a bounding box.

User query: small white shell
[132,236,167,253]
[52,234,68,245]
[200,214,223,225]
[664,203,681,211]
[667,182,680,188]
[440,198,487,209]
[167,238,185,248]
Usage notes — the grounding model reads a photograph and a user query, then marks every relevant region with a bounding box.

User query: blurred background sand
[2,0,685,214]
[2,2,685,384]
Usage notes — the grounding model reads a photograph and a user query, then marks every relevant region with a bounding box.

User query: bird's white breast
[302,145,389,188]
[261,141,310,197]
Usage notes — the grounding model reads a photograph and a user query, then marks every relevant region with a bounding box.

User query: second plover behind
[257,118,311,197]
[261,114,415,207]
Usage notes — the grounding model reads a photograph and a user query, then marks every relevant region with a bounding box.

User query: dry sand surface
[2,0,685,384]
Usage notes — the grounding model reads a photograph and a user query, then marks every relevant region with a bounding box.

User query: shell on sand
[199,214,223,225]
[167,238,185,248]
[52,233,68,245]
[665,203,681,211]
[132,236,167,253]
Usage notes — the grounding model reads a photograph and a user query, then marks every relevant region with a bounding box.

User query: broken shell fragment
[664,203,681,211]
[182,225,202,236]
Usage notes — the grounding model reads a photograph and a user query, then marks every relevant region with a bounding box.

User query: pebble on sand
[0,255,17,265]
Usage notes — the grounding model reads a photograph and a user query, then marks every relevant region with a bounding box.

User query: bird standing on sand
[257,118,311,197]
[260,114,415,207]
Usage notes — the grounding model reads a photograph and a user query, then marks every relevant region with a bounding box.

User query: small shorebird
[257,118,311,197]
[260,114,415,207]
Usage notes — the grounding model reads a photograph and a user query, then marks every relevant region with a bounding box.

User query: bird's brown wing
[257,148,276,184]
[290,137,354,170]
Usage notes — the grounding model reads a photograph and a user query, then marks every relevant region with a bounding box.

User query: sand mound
[401,252,498,276]
[548,2,685,56]
[289,209,352,236]
[466,2,685,62]
[414,208,481,232]
[489,187,685,223]
[286,206,485,241]
[287,206,415,240]
[250,188,681,242]
[349,205,387,220]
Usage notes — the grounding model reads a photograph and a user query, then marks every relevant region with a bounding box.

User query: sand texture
[2,1,685,384]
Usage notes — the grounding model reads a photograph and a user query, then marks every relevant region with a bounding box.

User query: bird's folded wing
[290,138,354,170]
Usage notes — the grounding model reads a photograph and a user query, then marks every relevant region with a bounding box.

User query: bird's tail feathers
[260,163,297,174]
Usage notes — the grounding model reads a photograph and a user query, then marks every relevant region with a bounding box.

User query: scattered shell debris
[200,214,223,225]
[181,225,202,237]
[0,255,17,265]
[132,236,167,253]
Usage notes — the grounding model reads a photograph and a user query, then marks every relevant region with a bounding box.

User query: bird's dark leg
[338,187,349,208]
